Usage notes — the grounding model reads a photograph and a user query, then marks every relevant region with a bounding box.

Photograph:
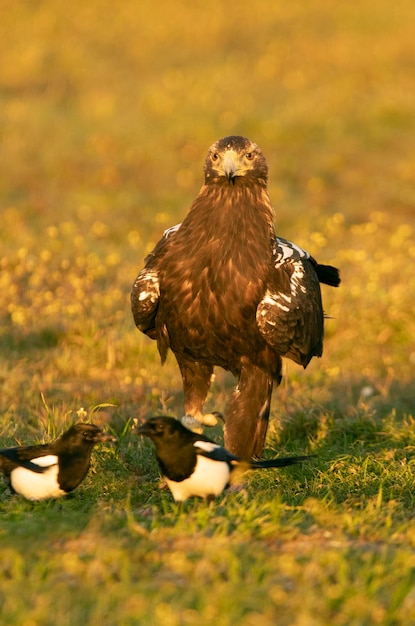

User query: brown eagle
[131,136,340,459]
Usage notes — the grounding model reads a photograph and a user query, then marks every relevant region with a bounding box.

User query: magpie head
[135,416,185,443]
[60,423,117,449]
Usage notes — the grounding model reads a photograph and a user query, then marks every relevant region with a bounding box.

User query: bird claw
[181,411,222,432]
[200,412,221,427]
[181,415,204,433]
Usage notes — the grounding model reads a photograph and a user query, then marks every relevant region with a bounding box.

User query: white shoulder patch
[194,440,221,453]
[30,454,59,468]
[290,260,307,296]
[163,223,182,238]
[274,237,310,268]
[133,269,159,297]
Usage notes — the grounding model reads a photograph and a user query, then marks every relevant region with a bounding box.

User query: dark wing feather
[194,440,240,465]
[256,238,324,367]
[0,446,53,475]
[130,224,181,338]
[311,260,341,287]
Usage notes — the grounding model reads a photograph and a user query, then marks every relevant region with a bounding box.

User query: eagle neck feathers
[181,183,275,262]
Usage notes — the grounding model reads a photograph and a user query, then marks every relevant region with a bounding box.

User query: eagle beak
[222,152,237,181]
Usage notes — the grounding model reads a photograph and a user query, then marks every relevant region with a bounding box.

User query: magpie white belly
[165,455,230,502]
[10,455,66,500]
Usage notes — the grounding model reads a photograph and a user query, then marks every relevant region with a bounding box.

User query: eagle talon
[181,412,222,432]
[199,412,222,427]
[181,415,204,433]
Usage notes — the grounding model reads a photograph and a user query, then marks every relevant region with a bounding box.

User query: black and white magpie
[136,416,312,502]
[0,423,116,500]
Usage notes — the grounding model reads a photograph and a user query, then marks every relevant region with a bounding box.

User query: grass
[1,0,415,623]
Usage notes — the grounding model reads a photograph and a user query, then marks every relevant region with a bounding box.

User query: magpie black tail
[250,455,314,469]
[315,263,341,287]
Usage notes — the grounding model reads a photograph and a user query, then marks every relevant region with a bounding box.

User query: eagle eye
[211,153,219,161]
[245,152,254,160]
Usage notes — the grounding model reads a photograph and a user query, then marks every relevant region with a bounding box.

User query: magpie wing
[0,447,53,474]
[194,440,240,465]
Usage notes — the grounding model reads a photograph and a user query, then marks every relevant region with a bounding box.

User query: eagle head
[203,135,268,186]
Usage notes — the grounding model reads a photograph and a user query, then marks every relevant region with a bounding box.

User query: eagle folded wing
[131,224,181,338]
[131,269,160,337]
[256,238,324,367]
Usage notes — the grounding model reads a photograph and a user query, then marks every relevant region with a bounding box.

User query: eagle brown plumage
[131,136,340,459]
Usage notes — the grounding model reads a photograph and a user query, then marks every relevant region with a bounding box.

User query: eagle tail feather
[314,263,341,287]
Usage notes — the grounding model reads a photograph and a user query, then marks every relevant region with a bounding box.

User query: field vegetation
[1,1,415,624]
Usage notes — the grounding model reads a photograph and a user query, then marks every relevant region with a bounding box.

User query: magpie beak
[136,416,312,502]
[0,422,116,501]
